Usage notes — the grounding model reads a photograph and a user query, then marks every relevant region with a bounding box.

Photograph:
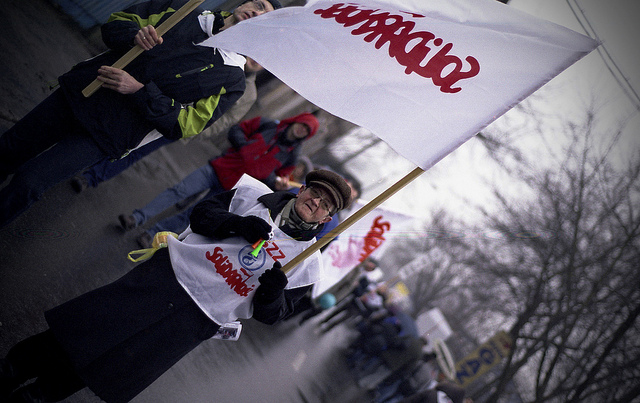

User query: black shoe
[118,214,138,231]
[137,232,153,249]
[70,175,89,193]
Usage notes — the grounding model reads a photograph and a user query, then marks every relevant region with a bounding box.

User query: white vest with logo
[167,175,322,325]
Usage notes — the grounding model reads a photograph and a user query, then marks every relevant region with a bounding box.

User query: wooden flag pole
[82,0,205,97]
[282,166,425,274]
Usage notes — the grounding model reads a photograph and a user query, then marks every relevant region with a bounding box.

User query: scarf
[277,199,318,232]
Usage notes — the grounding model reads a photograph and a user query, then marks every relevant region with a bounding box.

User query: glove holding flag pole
[255,262,289,303]
[226,215,273,244]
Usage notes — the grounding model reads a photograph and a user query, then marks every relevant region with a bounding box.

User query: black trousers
[5,329,85,401]
[0,89,107,227]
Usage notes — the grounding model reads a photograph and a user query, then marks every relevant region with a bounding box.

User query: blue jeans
[132,164,224,235]
[82,137,174,187]
[0,90,106,227]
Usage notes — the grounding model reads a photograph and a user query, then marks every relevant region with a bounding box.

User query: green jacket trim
[107,8,177,28]
[178,87,228,138]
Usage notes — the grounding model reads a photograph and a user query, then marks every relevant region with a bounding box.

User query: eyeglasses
[307,187,335,213]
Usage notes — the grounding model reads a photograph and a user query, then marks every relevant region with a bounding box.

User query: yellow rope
[127,231,179,262]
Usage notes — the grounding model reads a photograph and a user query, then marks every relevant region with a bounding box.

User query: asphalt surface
[0,0,371,401]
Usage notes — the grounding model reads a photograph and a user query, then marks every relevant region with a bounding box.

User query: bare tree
[386,107,640,402]
[468,109,640,402]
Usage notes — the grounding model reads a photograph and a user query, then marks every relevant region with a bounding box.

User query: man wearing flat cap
[1,170,352,403]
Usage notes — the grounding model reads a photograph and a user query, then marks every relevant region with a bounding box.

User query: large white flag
[201,0,598,169]
[312,200,413,298]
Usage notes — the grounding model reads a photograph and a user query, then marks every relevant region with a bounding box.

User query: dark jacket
[380,336,425,373]
[46,250,215,403]
[45,191,318,402]
[211,116,306,190]
[58,0,245,158]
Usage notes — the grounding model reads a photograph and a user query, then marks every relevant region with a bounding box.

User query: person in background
[0,0,281,227]
[314,256,384,326]
[294,255,379,325]
[355,335,428,392]
[280,155,315,189]
[70,58,264,192]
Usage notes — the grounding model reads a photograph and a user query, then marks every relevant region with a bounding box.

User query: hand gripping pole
[82,0,205,97]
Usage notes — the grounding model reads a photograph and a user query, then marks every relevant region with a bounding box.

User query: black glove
[228,215,272,244]
[257,262,288,301]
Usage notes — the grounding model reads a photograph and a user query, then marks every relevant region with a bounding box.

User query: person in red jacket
[118,112,319,247]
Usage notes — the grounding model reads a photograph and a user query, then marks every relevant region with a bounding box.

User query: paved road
[0,0,372,401]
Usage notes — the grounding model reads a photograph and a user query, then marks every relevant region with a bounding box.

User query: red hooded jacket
[211,113,319,190]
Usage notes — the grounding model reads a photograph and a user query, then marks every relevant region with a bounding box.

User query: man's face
[233,0,275,22]
[287,122,310,141]
[346,180,359,200]
[294,186,335,225]
[363,260,376,272]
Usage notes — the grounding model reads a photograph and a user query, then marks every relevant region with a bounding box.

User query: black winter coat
[58,0,245,158]
[45,191,315,402]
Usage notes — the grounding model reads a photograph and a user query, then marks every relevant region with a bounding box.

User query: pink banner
[312,201,413,297]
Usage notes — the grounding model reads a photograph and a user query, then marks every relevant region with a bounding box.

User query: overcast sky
[509,0,640,149]
[341,0,640,227]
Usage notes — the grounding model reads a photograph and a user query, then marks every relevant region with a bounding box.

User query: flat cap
[305,169,352,213]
